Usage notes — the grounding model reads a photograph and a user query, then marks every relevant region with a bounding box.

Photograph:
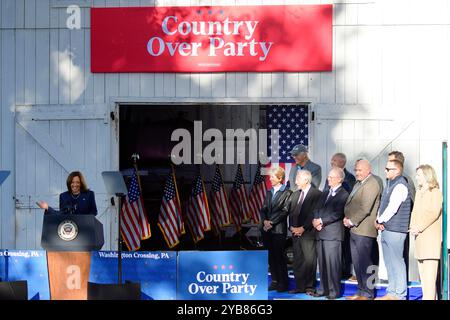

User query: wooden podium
[41,213,104,300]
[47,252,91,300]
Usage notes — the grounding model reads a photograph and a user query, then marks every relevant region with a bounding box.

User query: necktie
[296,190,305,211]
[297,190,305,206]
[292,190,305,223]
[325,189,333,203]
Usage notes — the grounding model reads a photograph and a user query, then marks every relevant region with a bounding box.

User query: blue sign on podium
[177,250,268,300]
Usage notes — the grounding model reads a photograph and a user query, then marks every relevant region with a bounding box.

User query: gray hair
[329,167,345,182]
[296,169,312,183]
[355,158,372,171]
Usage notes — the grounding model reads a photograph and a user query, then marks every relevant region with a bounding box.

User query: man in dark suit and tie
[310,167,349,299]
[323,152,356,280]
[288,170,322,294]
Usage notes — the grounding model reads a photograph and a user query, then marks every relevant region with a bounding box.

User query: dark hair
[66,171,88,193]
[388,159,404,171]
[388,151,405,164]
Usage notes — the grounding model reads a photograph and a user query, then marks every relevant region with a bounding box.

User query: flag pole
[132,153,141,188]
[116,153,139,284]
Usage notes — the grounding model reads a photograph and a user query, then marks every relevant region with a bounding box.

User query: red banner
[91,5,332,73]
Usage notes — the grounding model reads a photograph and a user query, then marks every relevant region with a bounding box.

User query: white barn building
[1,0,449,284]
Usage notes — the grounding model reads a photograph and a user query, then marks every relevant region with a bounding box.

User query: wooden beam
[15,104,107,122]
[16,119,81,172]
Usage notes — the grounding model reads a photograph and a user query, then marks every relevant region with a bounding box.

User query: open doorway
[118,103,311,251]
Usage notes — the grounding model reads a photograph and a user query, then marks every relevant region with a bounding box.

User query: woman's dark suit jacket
[58,190,98,215]
[259,185,292,235]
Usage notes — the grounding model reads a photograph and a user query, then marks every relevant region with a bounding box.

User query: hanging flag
[158,167,184,249]
[265,105,309,189]
[120,167,151,251]
[185,172,211,243]
[248,163,267,224]
[229,165,251,231]
[209,165,232,236]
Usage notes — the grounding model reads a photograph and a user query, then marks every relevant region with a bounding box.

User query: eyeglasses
[385,167,397,171]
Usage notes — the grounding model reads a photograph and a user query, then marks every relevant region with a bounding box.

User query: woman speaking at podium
[37,171,98,215]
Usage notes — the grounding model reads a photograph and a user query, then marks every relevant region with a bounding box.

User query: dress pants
[350,233,379,298]
[292,235,317,291]
[342,228,352,277]
[417,259,439,300]
[317,239,342,297]
[263,232,289,289]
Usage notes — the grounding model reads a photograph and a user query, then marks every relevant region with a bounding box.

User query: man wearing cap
[289,144,322,191]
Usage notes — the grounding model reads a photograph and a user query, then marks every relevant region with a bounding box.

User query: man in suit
[309,167,349,299]
[324,153,356,193]
[287,170,322,294]
[288,144,322,191]
[344,159,381,300]
[323,152,356,280]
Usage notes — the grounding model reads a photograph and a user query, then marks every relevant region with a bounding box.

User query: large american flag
[209,165,231,235]
[248,163,267,224]
[120,168,151,251]
[186,172,210,243]
[158,168,184,249]
[266,105,309,188]
[229,165,251,230]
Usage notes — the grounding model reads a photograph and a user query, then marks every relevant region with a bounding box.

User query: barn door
[14,104,116,250]
[312,106,397,186]
[312,105,421,282]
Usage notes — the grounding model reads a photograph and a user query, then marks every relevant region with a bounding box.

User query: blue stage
[1,249,424,300]
[268,271,423,300]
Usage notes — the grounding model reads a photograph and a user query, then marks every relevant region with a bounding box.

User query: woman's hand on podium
[36,200,49,210]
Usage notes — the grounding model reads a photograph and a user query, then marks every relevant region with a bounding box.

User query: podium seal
[58,220,79,241]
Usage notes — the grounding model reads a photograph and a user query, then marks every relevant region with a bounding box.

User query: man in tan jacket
[343,159,381,300]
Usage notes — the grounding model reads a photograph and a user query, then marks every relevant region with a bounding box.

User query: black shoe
[307,291,326,298]
[268,282,278,291]
[289,289,306,294]
[326,295,339,300]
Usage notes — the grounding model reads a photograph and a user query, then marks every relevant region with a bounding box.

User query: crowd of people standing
[260,145,443,300]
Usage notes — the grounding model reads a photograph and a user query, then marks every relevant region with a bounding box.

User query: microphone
[62,204,75,214]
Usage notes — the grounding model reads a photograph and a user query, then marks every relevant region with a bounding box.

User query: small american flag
[209,165,231,235]
[229,165,251,231]
[120,168,151,251]
[266,105,309,188]
[186,172,211,243]
[158,168,184,249]
[248,163,267,224]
